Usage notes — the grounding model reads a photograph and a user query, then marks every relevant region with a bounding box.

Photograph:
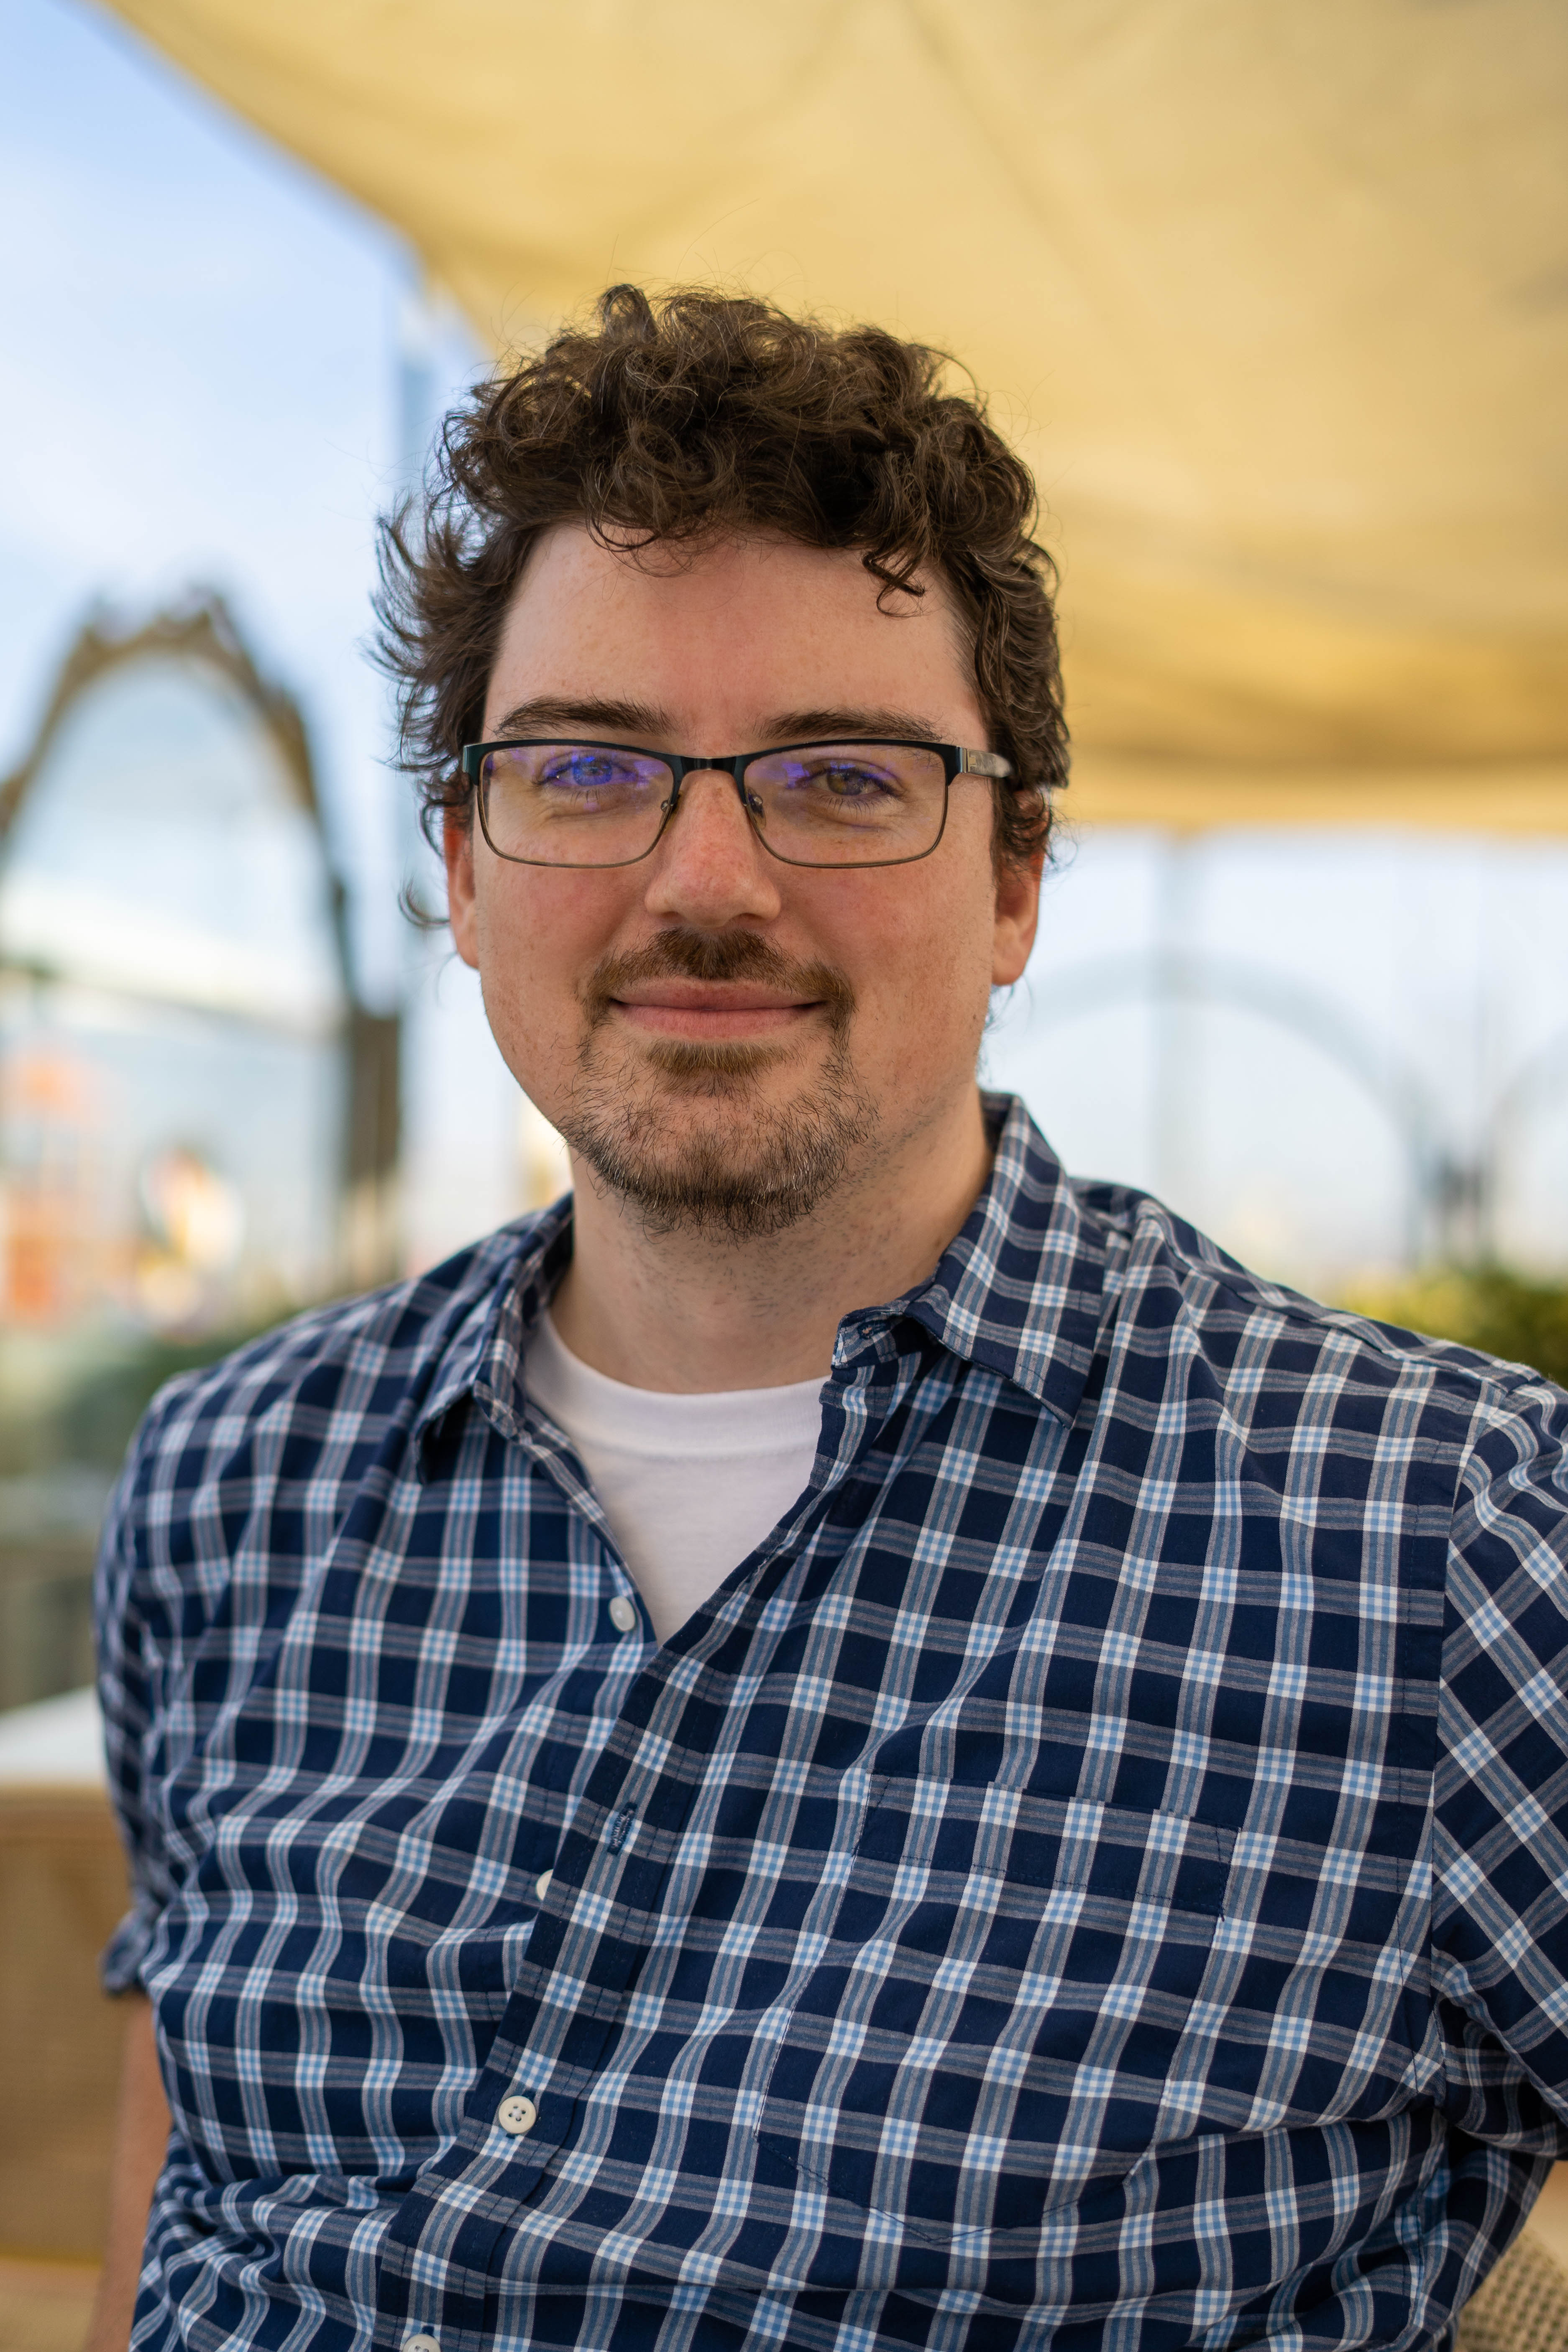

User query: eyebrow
[485,694,676,740]
[481,698,950,749]
[756,707,947,747]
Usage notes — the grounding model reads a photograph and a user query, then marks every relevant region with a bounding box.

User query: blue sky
[0,0,467,1005]
[5,0,1568,1285]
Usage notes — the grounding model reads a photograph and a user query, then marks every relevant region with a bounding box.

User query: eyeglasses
[459,738,1015,870]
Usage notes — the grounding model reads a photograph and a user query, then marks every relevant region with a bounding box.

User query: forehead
[483,524,985,741]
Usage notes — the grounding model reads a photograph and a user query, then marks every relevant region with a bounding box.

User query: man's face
[446,525,1041,1238]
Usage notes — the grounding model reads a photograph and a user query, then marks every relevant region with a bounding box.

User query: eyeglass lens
[476,742,950,867]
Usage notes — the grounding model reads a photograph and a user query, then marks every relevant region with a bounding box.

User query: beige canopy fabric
[96,0,1568,829]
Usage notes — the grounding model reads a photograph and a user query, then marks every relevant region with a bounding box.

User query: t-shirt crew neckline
[522,1310,826,1642]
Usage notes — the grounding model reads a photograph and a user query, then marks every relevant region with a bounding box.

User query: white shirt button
[535,1869,552,1901]
[497,2093,537,2136]
[404,2336,441,2352]
[609,1596,638,1633]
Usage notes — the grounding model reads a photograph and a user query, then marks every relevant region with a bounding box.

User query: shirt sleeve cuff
[100,1899,159,1997]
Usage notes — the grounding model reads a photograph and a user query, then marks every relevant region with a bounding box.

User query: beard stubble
[557,929,879,1240]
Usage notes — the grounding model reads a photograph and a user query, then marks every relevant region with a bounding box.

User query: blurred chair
[1460,2196,1568,2351]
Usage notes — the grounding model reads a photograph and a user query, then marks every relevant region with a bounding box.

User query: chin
[560,1035,880,1241]
[638,1035,794,1094]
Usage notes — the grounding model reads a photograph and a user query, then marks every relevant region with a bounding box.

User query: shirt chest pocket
[755,1778,1236,2243]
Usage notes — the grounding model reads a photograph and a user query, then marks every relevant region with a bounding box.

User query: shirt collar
[414,1092,1103,1465]
[833,1093,1104,1426]
[412,1199,573,1464]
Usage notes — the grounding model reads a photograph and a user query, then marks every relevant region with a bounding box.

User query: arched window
[0,596,399,1706]
[0,596,396,1342]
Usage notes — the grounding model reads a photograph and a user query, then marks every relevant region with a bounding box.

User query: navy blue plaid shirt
[97,1097,1568,2352]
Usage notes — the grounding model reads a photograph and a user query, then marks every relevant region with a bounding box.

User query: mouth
[610,980,822,1042]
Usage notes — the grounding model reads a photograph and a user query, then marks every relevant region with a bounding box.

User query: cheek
[472,870,616,995]
[466,875,614,1097]
[834,874,995,1056]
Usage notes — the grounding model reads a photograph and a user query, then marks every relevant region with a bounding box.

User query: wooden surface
[0,2257,100,2352]
[0,1790,129,2263]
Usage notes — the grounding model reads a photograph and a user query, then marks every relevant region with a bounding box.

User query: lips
[582,931,856,1041]
[612,982,818,1040]
[613,981,818,1015]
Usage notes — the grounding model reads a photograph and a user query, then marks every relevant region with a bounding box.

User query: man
[93,286,1568,2352]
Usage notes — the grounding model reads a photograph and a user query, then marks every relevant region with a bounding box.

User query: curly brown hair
[376,284,1067,870]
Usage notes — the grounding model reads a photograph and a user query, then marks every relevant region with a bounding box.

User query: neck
[547,1088,994,1391]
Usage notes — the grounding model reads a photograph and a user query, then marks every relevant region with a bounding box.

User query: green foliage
[0,1322,282,1475]
[1340,1268,1568,1389]
[56,1329,271,1468]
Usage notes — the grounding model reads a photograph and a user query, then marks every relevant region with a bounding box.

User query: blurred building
[0,593,398,1706]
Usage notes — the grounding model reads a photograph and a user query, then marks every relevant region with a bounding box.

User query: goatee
[557,929,878,1241]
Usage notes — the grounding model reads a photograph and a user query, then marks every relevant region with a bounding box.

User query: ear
[992,849,1043,987]
[444,815,480,968]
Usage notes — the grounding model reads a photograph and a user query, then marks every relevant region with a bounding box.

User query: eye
[819,763,885,798]
[793,758,903,801]
[539,751,641,790]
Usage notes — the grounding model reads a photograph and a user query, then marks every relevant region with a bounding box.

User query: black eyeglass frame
[459,736,1017,871]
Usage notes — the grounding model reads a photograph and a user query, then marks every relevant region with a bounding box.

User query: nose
[641,767,782,928]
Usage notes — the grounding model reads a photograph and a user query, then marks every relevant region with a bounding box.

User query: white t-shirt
[522,1311,825,1644]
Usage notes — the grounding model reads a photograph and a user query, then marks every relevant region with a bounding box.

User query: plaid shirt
[97,1097,1568,2352]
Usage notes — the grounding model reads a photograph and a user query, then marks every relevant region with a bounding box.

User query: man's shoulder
[122,1213,549,1481]
[1069,1170,1565,1439]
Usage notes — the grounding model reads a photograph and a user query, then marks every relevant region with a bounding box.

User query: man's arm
[1431,1371,1568,2292]
[84,1994,170,2352]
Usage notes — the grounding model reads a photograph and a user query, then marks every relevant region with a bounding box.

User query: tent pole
[1152,831,1200,1217]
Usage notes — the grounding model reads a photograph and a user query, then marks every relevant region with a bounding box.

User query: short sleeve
[1433,1369,1568,2151]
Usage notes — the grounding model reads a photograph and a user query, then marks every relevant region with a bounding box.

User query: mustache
[582,929,856,1027]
